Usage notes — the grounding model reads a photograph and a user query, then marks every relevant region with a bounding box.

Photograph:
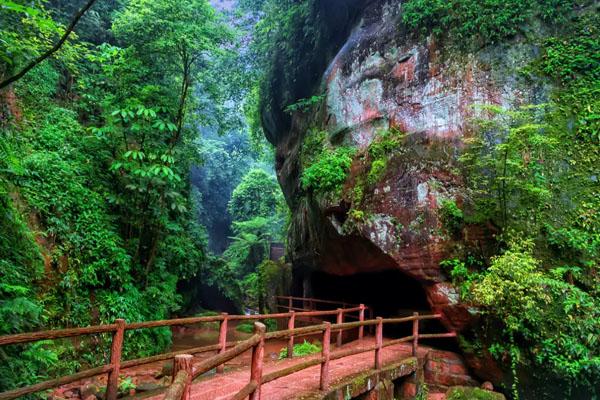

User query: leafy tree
[192,132,254,253]
[0,0,233,393]
[452,239,600,396]
[0,0,98,89]
[228,168,284,224]
[112,0,231,147]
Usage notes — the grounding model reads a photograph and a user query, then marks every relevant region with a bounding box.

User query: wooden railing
[0,298,365,400]
[0,298,456,400]
[172,312,456,400]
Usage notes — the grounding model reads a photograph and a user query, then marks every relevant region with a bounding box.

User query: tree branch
[0,0,98,90]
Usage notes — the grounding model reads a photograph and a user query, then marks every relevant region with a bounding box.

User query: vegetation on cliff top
[443,10,600,397]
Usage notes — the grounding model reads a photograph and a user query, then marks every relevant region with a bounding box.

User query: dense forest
[0,0,286,393]
[0,0,598,399]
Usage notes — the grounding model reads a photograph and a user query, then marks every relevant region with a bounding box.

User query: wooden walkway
[150,339,422,400]
[0,296,457,400]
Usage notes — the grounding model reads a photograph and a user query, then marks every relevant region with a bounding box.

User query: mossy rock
[446,386,505,400]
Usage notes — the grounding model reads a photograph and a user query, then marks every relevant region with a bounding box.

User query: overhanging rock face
[273,0,548,335]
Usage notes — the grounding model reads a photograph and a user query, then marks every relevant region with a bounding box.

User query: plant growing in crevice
[301,147,355,196]
[440,199,464,236]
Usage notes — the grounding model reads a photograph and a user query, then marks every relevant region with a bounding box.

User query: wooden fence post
[287,311,295,358]
[250,323,266,400]
[336,308,344,347]
[358,304,365,340]
[216,313,228,374]
[288,297,293,313]
[320,322,331,391]
[173,354,193,400]
[106,319,125,400]
[374,317,383,370]
[412,312,419,357]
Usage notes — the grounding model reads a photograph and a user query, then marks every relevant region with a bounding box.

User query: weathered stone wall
[271,0,549,370]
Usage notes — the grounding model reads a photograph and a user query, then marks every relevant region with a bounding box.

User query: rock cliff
[269,0,547,331]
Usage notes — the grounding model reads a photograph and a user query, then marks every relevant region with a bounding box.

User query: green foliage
[447,386,503,400]
[118,377,136,393]
[301,147,355,196]
[365,128,404,185]
[440,199,464,236]
[415,382,429,400]
[112,0,229,70]
[402,0,582,48]
[454,12,600,392]
[278,340,322,360]
[461,105,559,229]
[218,167,287,311]
[367,159,387,185]
[535,13,600,143]
[228,169,284,223]
[448,239,600,392]
[235,322,255,334]
[0,0,236,393]
[284,93,325,114]
[236,319,277,334]
[469,240,600,385]
[300,128,327,168]
[0,0,63,78]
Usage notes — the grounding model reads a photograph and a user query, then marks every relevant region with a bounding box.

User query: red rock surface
[275,0,546,383]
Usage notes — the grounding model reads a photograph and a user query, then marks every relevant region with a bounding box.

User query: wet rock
[63,389,80,399]
[80,383,100,399]
[155,361,173,378]
[136,382,163,392]
[424,350,478,388]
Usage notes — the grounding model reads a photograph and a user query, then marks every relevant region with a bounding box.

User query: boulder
[80,383,100,399]
[135,382,163,392]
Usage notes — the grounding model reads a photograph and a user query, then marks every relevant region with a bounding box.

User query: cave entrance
[309,269,454,349]
[311,269,430,317]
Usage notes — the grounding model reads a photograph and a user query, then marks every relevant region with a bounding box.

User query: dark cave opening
[309,269,459,351]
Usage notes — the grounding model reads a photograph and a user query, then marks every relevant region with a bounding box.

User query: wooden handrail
[0,308,362,347]
[0,365,113,400]
[0,297,456,400]
[192,334,261,379]
[163,370,189,400]
[0,324,118,346]
[231,381,258,400]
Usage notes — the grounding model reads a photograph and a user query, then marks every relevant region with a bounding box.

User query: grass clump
[301,147,355,196]
[278,340,322,359]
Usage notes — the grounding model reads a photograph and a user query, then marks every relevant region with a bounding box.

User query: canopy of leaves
[228,168,284,223]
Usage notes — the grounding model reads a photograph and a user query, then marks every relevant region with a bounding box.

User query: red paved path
[149,338,431,400]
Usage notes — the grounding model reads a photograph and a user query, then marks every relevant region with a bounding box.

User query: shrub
[236,322,255,334]
[278,340,322,359]
[402,0,581,48]
[301,147,355,195]
[469,240,600,385]
[440,199,464,235]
